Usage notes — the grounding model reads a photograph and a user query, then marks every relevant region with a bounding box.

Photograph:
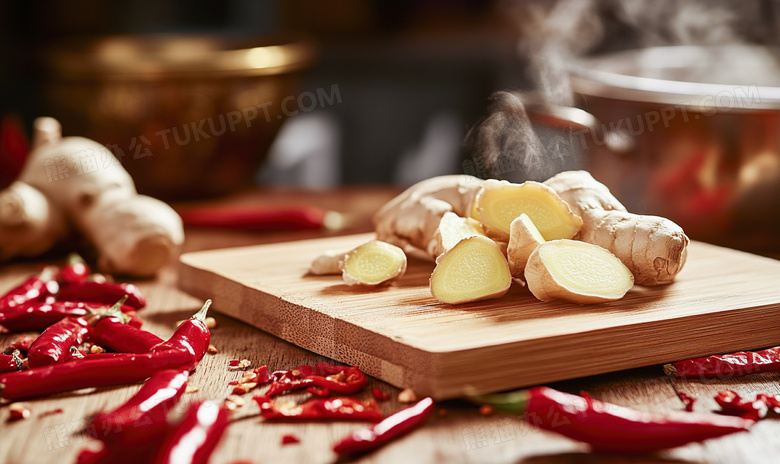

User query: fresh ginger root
[525,239,634,304]
[429,212,485,258]
[18,117,184,276]
[0,181,67,261]
[430,235,511,304]
[544,171,689,285]
[373,175,483,256]
[341,240,407,286]
[506,213,545,277]
[475,179,582,242]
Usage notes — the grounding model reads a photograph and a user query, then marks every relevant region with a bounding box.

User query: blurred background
[2,0,780,251]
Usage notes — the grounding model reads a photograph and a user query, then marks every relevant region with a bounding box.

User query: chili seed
[205,317,217,329]
[207,344,219,355]
[398,388,418,403]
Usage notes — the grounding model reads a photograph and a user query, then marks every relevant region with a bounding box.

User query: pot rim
[570,45,780,111]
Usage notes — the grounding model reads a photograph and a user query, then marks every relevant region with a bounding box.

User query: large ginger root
[373,175,483,256]
[429,212,485,258]
[506,213,545,277]
[475,179,582,242]
[341,240,407,286]
[525,239,634,304]
[18,117,184,276]
[544,171,688,285]
[430,235,511,304]
[0,181,67,261]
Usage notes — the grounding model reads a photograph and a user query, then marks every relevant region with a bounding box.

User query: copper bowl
[42,35,314,200]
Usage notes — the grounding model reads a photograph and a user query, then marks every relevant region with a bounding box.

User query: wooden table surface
[1,187,778,464]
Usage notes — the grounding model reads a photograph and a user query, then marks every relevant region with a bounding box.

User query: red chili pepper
[153,400,230,464]
[56,281,146,310]
[472,386,754,453]
[59,253,91,284]
[77,431,173,464]
[88,299,163,353]
[264,363,367,397]
[0,350,23,373]
[714,390,768,421]
[671,345,780,378]
[151,300,211,370]
[0,349,193,401]
[333,397,434,455]
[27,315,91,368]
[254,395,382,422]
[89,369,189,445]
[0,300,90,332]
[0,267,57,311]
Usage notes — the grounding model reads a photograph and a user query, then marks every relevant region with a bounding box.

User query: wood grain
[178,233,780,399]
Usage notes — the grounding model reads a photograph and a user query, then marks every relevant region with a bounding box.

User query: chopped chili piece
[677,391,697,412]
[714,390,767,421]
[228,380,240,386]
[57,281,146,310]
[371,388,390,401]
[0,300,89,332]
[0,349,193,401]
[757,393,780,415]
[398,388,417,403]
[333,397,434,455]
[59,253,90,285]
[151,300,212,371]
[281,434,301,445]
[253,366,271,383]
[479,404,494,416]
[88,369,189,446]
[153,400,230,464]
[229,359,240,367]
[671,345,780,378]
[0,350,23,373]
[254,395,383,422]
[8,402,31,421]
[27,314,91,367]
[0,267,57,311]
[264,364,367,397]
[471,386,754,453]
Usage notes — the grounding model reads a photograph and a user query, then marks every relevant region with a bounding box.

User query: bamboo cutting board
[178,233,780,399]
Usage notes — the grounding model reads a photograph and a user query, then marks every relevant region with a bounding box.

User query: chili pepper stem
[11,350,23,370]
[96,295,130,322]
[469,390,530,415]
[39,266,57,282]
[191,299,212,322]
[67,252,86,266]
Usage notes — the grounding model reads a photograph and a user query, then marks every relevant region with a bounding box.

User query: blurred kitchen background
[2,0,780,251]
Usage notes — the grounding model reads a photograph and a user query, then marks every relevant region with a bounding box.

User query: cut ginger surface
[430,235,511,304]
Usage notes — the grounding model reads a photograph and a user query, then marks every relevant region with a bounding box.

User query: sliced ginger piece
[475,179,582,242]
[507,213,545,277]
[309,249,349,275]
[428,212,485,258]
[341,240,407,286]
[430,235,511,304]
[525,239,633,304]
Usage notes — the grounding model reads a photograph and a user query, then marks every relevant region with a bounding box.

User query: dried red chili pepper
[59,253,90,285]
[77,431,173,464]
[254,395,382,421]
[0,349,193,401]
[0,267,57,311]
[264,363,367,397]
[0,300,90,332]
[153,400,230,464]
[0,350,23,373]
[671,345,780,378]
[88,300,163,353]
[151,300,211,370]
[714,390,768,421]
[27,314,91,367]
[333,397,434,455]
[89,369,189,445]
[57,281,146,310]
[471,386,754,453]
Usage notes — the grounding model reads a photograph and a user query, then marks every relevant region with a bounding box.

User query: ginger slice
[525,239,634,304]
[507,213,545,277]
[428,212,485,258]
[475,179,582,242]
[430,235,511,304]
[341,240,407,286]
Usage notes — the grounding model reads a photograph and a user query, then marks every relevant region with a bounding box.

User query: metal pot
[531,45,780,253]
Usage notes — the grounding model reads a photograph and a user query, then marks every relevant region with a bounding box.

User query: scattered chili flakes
[39,408,64,417]
[677,391,696,412]
[714,390,766,421]
[398,388,417,403]
[479,404,494,416]
[205,317,218,329]
[185,386,200,394]
[281,434,301,445]
[253,366,271,383]
[232,386,250,395]
[8,403,31,421]
[371,388,390,401]
[229,359,240,367]
[89,345,105,355]
[228,380,240,386]
[225,395,246,411]
[207,344,219,355]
